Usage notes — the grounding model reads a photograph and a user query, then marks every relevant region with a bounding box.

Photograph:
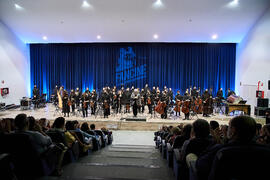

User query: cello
[194,97,203,114]
[174,100,181,112]
[155,101,166,114]
[182,100,190,114]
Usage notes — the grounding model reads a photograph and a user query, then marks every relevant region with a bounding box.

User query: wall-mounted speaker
[268,80,270,90]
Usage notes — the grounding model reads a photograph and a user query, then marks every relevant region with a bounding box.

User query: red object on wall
[1,88,9,96]
[256,90,264,98]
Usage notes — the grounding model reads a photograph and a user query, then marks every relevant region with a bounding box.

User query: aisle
[42,131,174,180]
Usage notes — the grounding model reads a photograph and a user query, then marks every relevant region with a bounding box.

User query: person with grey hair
[131,89,141,117]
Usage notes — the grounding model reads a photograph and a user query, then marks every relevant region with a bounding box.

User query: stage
[0,103,265,131]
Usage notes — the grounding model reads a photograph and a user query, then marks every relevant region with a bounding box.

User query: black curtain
[30,43,236,99]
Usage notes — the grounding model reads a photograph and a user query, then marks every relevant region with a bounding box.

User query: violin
[174,100,181,112]
[147,97,151,105]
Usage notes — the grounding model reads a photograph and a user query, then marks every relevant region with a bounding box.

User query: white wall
[0,21,30,105]
[236,7,270,114]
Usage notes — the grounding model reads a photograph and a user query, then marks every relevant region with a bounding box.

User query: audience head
[52,117,65,129]
[192,119,210,138]
[256,123,262,136]
[0,118,14,133]
[14,113,28,131]
[90,124,96,130]
[81,122,89,132]
[65,121,75,130]
[73,120,80,129]
[227,116,256,142]
[210,121,219,131]
[28,116,36,131]
[182,124,192,138]
[171,127,181,136]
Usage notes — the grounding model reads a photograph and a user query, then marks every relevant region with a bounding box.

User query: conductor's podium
[225,103,251,115]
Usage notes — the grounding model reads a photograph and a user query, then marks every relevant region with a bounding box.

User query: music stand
[53,103,62,116]
[189,110,199,120]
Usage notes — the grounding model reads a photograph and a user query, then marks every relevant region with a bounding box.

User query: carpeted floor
[41,132,174,180]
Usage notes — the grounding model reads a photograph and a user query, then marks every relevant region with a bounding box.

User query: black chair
[166,143,173,168]
[0,153,17,180]
[94,130,107,148]
[86,130,101,151]
[3,133,57,179]
[209,144,270,180]
[46,131,79,163]
[72,131,93,156]
[161,140,167,159]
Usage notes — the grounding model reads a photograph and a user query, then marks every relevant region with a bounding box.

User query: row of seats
[0,114,113,179]
[154,116,270,180]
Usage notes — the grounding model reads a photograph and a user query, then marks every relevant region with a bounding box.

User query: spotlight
[97,35,101,39]
[14,4,23,10]
[82,1,90,8]
[153,0,164,8]
[42,36,48,40]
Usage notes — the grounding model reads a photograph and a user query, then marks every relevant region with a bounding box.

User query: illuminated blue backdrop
[30,43,236,99]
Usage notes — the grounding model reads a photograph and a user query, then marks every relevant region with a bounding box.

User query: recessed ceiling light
[153,0,164,8]
[82,1,91,8]
[227,0,239,8]
[97,35,101,39]
[153,34,159,39]
[42,36,48,40]
[211,34,218,40]
[14,3,23,10]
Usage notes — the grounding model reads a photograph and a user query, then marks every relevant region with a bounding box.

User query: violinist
[62,90,70,117]
[69,89,76,114]
[191,86,198,97]
[202,89,211,117]
[174,90,182,116]
[194,96,203,114]
[146,90,153,114]
[32,85,40,108]
[182,92,191,120]
[75,87,81,108]
[81,92,90,118]
[112,92,119,113]
[216,88,224,108]
[91,89,97,115]
[103,100,110,118]
[140,89,146,113]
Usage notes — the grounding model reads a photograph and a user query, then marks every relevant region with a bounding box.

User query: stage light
[82,0,90,8]
[211,34,218,40]
[153,0,164,8]
[97,35,101,39]
[14,3,23,10]
[153,34,159,39]
[42,36,48,40]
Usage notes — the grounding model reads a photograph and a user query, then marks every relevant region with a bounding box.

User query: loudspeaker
[254,107,267,116]
[125,118,146,122]
[268,80,270,90]
[257,98,269,108]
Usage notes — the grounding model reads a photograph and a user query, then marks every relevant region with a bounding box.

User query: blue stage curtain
[30,43,235,99]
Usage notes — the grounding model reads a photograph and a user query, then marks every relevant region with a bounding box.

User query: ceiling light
[227,0,239,8]
[82,1,90,8]
[42,36,48,40]
[153,34,159,39]
[14,4,23,10]
[153,0,164,8]
[211,34,218,40]
[97,35,101,39]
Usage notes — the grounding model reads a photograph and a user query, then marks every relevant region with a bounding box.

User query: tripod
[53,104,62,117]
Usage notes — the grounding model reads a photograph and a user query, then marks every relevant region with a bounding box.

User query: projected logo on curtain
[116,47,146,86]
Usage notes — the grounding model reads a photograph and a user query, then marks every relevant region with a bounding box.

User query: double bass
[182,100,190,114]
[147,97,151,105]
[194,98,203,114]
[174,100,181,112]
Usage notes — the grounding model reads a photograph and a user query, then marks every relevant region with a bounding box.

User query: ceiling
[0,0,269,43]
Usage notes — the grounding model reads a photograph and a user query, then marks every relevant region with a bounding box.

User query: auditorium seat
[3,133,57,179]
[208,144,270,180]
[94,130,107,148]
[46,131,79,163]
[166,143,174,168]
[73,131,93,156]
[0,153,17,180]
[161,139,167,159]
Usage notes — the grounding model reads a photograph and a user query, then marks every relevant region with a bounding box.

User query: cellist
[174,90,182,116]
[182,92,191,120]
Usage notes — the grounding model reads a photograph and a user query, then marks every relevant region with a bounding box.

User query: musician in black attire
[32,85,40,108]
[62,90,70,117]
[131,89,140,117]
[144,84,150,93]
[161,91,169,119]
[175,90,182,116]
[168,88,174,105]
[191,86,198,97]
[52,85,58,104]
[202,89,211,117]
[216,88,224,110]
[227,88,235,98]
[90,90,98,115]
[69,89,76,114]
[81,92,90,118]
[140,89,146,113]
[103,100,110,118]
[75,87,81,108]
[182,92,191,120]
[112,92,119,113]
[146,90,153,114]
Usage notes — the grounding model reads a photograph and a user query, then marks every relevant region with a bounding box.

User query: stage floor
[0,103,265,131]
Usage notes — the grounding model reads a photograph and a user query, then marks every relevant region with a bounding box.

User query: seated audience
[256,124,270,146]
[14,114,52,155]
[173,124,192,149]
[39,118,50,132]
[168,127,181,145]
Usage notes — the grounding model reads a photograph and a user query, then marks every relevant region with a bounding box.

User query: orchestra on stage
[31,84,237,119]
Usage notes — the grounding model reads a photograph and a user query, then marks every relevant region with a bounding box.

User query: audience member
[173,124,192,149]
